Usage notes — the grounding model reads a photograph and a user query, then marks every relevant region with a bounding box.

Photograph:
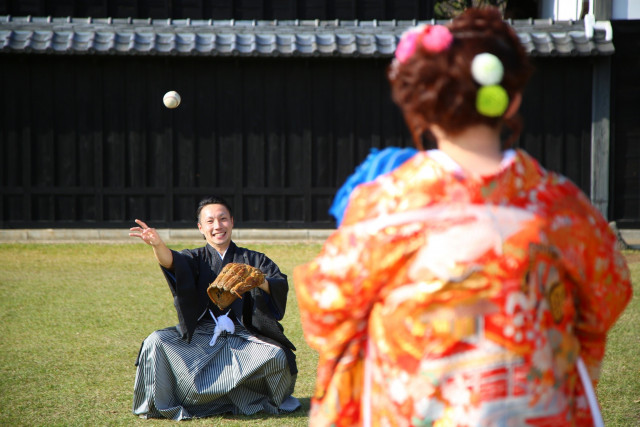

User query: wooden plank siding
[0,0,437,20]
[611,20,640,228]
[0,53,598,229]
[518,57,592,195]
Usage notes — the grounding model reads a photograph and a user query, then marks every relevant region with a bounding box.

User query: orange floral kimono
[294,149,631,427]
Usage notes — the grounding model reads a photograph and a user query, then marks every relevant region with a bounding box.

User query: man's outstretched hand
[129,219,163,246]
[129,219,174,269]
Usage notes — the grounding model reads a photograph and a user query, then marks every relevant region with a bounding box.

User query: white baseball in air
[163,91,181,109]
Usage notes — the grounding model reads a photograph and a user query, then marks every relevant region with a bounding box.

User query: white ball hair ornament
[163,91,181,109]
[471,53,504,86]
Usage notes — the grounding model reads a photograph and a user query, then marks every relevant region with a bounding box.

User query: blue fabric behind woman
[329,147,418,226]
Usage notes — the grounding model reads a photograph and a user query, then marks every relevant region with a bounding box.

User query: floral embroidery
[294,149,631,427]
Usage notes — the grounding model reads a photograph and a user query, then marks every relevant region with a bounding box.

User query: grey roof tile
[316,34,335,54]
[114,32,133,52]
[54,31,72,51]
[195,32,214,53]
[336,33,356,54]
[236,33,255,53]
[94,31,114,51]
[0,15,615,57]
[276,33,294,54]
[216,33,235,53]
[531,32,554,55]
[175,32,195,53]
[296,33,315,54]
[356,33,375,55]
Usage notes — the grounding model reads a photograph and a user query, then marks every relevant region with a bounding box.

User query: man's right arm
[151,242,173,270]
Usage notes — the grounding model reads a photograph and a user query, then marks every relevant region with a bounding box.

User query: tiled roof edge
[0,15,615,57]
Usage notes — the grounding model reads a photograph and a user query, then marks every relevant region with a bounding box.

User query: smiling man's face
[197,203,234,254]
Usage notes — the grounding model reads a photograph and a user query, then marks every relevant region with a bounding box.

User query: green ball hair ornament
[476,85,509,117]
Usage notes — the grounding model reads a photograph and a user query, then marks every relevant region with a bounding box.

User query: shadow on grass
[219,397,311,421]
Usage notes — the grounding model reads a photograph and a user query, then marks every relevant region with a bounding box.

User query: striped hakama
[133,318,298,420]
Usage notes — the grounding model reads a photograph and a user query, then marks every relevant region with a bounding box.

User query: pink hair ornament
[395,27,422,63]
[421,25,453,53]
[395,25,453,64]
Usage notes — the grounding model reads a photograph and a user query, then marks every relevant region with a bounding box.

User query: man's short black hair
[196,196,233,223]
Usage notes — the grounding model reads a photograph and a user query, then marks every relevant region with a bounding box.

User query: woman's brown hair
[388,7,533,149]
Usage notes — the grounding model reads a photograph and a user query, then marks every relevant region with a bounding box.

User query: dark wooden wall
[0,0,436,20]
[0,53,596,229]
[518,57,592,196]
[611,20,640,228]
[0,55,412,228]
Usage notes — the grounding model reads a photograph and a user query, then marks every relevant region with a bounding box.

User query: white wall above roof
[541,0,640,20]
[613,0,640,19]
[540,0,584,20]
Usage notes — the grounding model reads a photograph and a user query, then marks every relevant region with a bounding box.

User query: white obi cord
[577,357,604,427]
[208,309,235,347]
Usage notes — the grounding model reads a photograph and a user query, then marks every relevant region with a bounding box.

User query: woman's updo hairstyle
[388,7,532,149]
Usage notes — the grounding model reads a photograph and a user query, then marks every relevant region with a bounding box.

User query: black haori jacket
[160,241,297,374]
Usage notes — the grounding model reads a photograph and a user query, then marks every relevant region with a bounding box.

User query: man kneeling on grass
[129,195,299,420]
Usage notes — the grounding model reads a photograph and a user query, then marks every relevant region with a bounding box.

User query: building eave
[0,15,615,57]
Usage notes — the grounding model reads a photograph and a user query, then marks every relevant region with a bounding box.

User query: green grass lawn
[0,243,638,426]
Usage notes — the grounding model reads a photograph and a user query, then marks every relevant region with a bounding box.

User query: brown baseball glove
[207,263,266,310]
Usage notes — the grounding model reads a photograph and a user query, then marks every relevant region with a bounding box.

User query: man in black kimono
[129,195,299,420]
